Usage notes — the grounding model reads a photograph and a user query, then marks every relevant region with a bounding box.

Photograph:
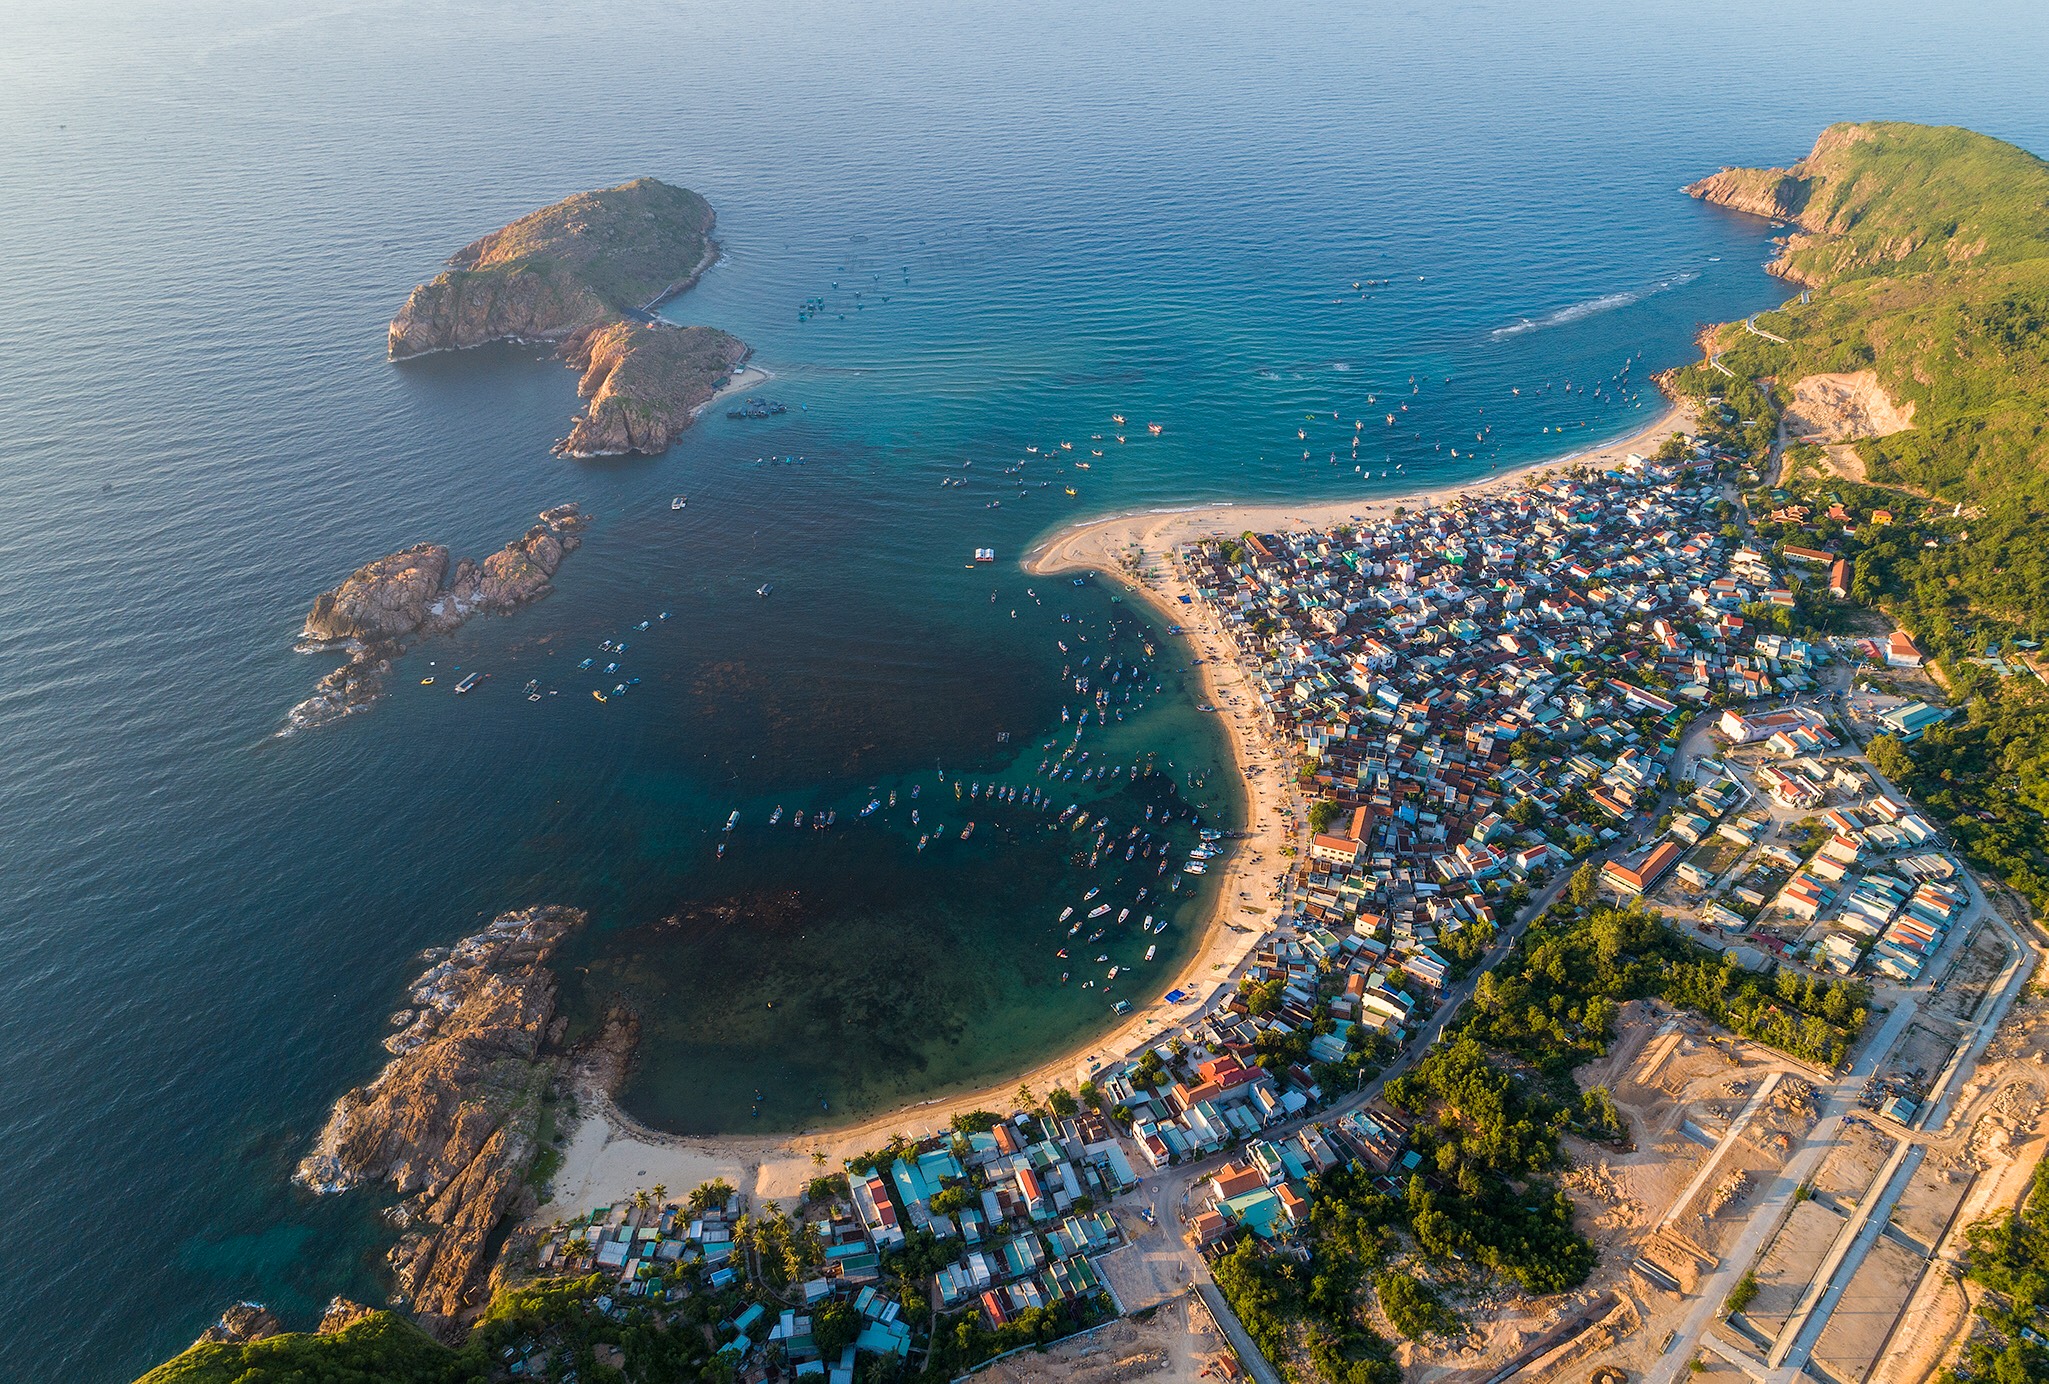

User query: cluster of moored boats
[577,613,670,703]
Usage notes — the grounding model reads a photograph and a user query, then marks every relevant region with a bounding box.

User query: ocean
[3,0,2045,1376]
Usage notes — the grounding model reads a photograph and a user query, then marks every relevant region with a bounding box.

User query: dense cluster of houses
[1183,449,1824,947]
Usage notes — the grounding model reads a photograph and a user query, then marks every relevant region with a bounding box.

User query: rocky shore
[285,503,588,732]
[387,176,749,457]
[557,318,751,457]
[294,905,586,1341]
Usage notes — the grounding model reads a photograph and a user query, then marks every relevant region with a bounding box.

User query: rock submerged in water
[385,177,750,457]
[295,905,585,1341]
[285,504,588,732]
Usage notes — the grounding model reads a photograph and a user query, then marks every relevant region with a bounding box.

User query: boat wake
[1490,270,1699,340]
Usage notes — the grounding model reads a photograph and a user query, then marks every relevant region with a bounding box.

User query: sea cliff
[295,906,586,1340]
[387,177,748,456]
[287,503,588,731]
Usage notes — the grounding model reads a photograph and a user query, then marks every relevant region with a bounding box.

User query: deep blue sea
[4,0,2046,1376]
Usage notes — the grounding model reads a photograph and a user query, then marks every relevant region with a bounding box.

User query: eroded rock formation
[286,504,587,732]
[295,905,585,1340]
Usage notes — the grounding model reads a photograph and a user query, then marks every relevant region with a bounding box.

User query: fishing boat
[1147,422,1162,435]
[1083,887,1099,901]
[860,799,881,817]
[1107,966,1120,979]
[1117,908,1130,924]
[1184,860,1206,874]
[724,810,740,831]
[1059,907,1074,922]
[757,584,773,597]
[1142,914,1153,930]
[592,689,607,702]
[454,672,482,694]
[1088,904,1111,919]
[1144,945,1157,962]
[917,835,928,852]
[671,496,687,510]
[959,822,974,840]
[1061,972,1069,984]
[768,806,783,825]
[793,810,804,827]
[1111,414,1125,424]
[420,676,435,685]
[716,841,726,858]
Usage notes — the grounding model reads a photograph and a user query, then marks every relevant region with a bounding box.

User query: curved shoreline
[534,402,1691,1220]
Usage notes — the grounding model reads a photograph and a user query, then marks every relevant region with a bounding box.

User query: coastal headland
[388,177,752,457]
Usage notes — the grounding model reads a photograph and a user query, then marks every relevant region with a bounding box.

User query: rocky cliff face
[296,905,585,1341]
[558,320,751,457]
[1685,165,1811,223]
[287,504,588,732]
[387,266,613,358]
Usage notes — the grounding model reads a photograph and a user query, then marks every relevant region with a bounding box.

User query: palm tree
[811,1150,827,1168]
[634,1189,650,1211]
[652,1183,668,1206]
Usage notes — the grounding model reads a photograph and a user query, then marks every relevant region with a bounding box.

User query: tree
[1567,861,1598,908]
[1047,1086,1079,1117]
[1309,799,1343,834]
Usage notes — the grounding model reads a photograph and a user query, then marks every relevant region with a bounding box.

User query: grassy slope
[455,177,715,313]
[1692,122,2049,511]
[1681,123,2049,913]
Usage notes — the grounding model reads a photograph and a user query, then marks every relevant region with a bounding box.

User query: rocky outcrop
[317,1297,380,1335]
[285,504,588,732]
[193,1302,283,1347]
[296,905,585,1341]
[386,178,749,457]
[1685,165,1811,223]
[387,178,716,358]
[557,320,752,457]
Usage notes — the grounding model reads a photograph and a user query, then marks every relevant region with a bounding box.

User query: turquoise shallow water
[3,0,2047,1376]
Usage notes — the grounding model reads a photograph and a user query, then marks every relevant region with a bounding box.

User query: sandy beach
[692,363,775,419]
[533,403,1690,1223]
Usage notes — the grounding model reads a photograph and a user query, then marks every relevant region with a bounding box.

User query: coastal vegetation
[1679,122,2049,916]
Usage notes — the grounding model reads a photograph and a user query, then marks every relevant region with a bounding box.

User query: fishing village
[333,377,2048,1384]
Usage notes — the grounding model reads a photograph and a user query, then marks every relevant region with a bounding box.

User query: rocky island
[388,177,752,457]
[295,906,586,1340]
[286,503,588,731]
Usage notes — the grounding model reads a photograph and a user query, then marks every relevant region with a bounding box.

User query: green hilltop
[1678,122,2049,924]
[1686,121,2049,511]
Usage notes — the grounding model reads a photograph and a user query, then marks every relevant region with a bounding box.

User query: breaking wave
[1490,269,1699,340]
